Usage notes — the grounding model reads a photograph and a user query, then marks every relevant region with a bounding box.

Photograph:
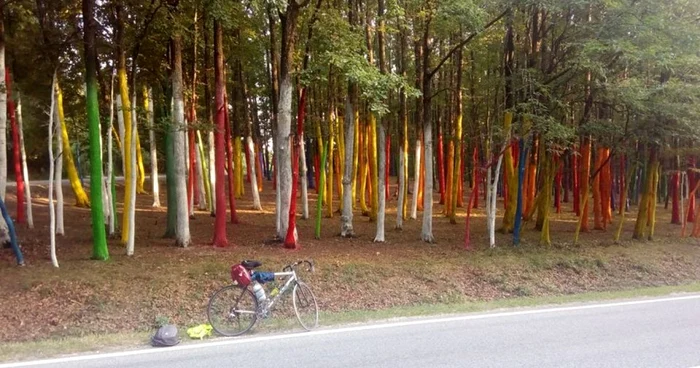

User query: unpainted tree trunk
[171,34,191,248]
[341,92,355,237]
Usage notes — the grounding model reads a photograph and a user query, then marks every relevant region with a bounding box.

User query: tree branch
[428,9,508,79]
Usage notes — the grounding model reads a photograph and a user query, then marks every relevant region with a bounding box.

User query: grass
[3,281,700,363]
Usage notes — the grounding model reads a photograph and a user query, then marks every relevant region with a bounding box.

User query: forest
[0,0,699,350]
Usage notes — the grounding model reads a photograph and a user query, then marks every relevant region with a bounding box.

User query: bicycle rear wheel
[207,285,258,336]
[292,281,318,330]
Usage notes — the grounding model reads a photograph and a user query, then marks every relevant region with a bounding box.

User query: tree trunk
[108,78,116,235]
[171,33,191,248]
[0,9,6,200]
[501,112,516,232]
[212,21,228,247]
[16,93,31,228]
[341,92,355,236]
[126,96,138,255]
[145,88,160,207]
[83,0,108,260]
[410,138,421,219]
[54,86,64,235]
[56,85,90,208]
[6,69,23,223]
[48,72,58,267]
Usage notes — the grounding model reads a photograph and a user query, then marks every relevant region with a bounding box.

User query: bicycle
[207,259,319,337]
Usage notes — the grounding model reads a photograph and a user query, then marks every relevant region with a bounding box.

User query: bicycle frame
[260,270,297,313]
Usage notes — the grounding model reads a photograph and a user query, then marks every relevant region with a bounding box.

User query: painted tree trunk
[615,161,634,242]
[579,137,592,231]
[16,94,32,228]
[48,73,58,267]
[195,140,207,210]
[315,142,328,239]
[208,131,216,214]
[56,86,90,208]
[593,147,603,230]
[117,95,125,175]
[284,136,300,248]
[341,93,355,237]
[370,114,379,222]
[512,139,527,246]
[573,147,580,215]
[300,136,309,219]
[672,171,681,224]
[488,147,505,248]
[108,84,116,235]
[6,70,24,223]
[375,117,386,242]
[234,138,244,198]
[247,136,262,210]
[554,155,562,214]
[687,157,695,223]
[54,89,64,236]
[501,112,516,233]
[224,101,239,224]
[410,138,421,219]
[450,75,463,223]
[83,0,108,260]
[126,99,138,256]
[472,146,479,209]
[118,67,133,244]
[171,34,191,248]
[326,107,335,218]
[600,148,612,228]
[359,120,369,215]
[523,139,538,218]
[421,72,434,242]
[633,148,655,239]
[145,88,160,207]
[417,136,425,211]
[135,112,147,195]
[212,21,230,247]
[540,152,554,246]
[197,131,212,211]
[437,130,445,205]
[0,25,6,200]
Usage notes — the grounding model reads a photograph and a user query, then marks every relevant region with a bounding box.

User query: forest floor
[2,178,700,360]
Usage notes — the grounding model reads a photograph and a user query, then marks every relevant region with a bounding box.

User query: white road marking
[2,294,700,367]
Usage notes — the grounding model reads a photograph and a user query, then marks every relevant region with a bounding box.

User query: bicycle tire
[292,281,318,330]
[207,285,259,336]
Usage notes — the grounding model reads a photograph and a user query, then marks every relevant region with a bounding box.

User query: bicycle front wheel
[292,281,318,330]
[207,285,258,336]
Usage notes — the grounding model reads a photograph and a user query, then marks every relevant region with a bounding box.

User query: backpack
[151,324,181,347]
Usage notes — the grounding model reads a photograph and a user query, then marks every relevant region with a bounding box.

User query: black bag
[151,324,181,347]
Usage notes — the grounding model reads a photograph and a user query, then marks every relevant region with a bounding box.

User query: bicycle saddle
[241,260,262,270]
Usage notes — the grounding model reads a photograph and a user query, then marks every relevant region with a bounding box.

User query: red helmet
[230,264,251,288]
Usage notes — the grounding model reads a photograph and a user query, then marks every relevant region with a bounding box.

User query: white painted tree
[116,94,125,175]
[247,136,262,210]
[16,92,32,229]
[54,85,64,235]
[48,72,58,267]
[126,99,137,256]
[107,79,116,235]
[146,88,159,207]
[487,145,505,248]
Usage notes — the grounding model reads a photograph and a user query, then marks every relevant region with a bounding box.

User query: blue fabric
[251,271,275,284]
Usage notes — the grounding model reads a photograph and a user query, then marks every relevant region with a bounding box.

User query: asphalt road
[3,295,700,368]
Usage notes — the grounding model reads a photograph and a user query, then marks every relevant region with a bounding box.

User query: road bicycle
[207,259,319,336]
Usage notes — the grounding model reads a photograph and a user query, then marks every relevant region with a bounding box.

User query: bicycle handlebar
[283,259,315,273]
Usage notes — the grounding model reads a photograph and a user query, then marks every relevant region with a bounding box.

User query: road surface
[3,294,700,368]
